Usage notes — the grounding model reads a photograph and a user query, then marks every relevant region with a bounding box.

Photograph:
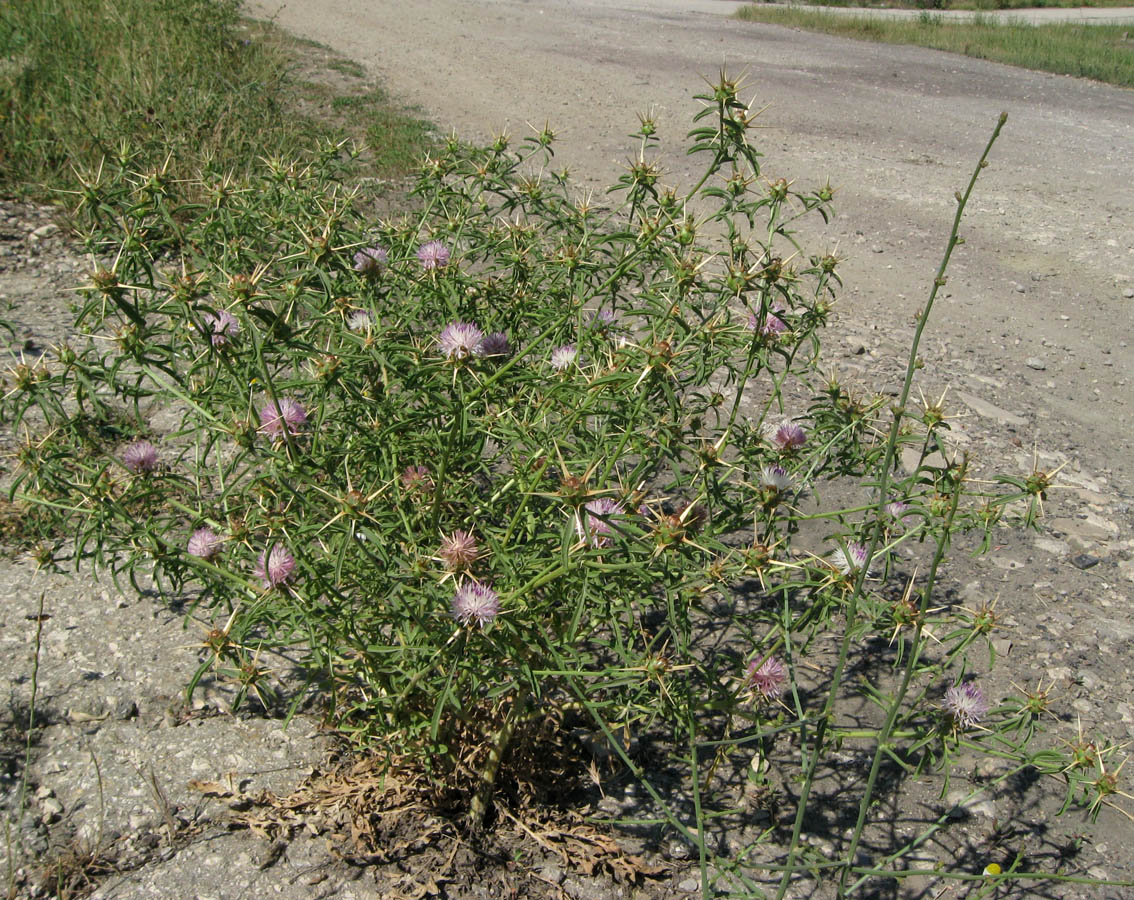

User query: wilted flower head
[831,541,871,576]
[401,465,433,493]
[944,681,989,730]
[187,527,222,560]
[768,419,807,452]
[760,464,793,495]
[122,440,158,474]
[439,530,479,571]
[347,309,374,331]
[203,309,240,347]
[579,497,624,548]
[451,581,499,628]
[255,543,296,588]
[417,240,450,270]
[480,331,511,357]
[437,321,485,361]
[259,397,307,438]
[550,344,578,372]
[747,655,786,701]
[352,245,388,276]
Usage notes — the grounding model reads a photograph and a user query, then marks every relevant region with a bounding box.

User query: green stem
[775,112,1007,900]
[838,460,965,897]
[468,682,530,830]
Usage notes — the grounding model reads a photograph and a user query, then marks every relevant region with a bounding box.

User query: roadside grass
[0,0,435,200]
[736,5,1134,86]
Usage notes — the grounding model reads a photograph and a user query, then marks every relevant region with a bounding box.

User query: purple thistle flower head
[437,321,485,361]
[944,681,989,730]
[417,240,450,270]
[579,497,624,548]
[255,543,296,588]
[746,309,787,337]
[746,655,786,701]
[831,541,872,576]
[439,530,479,571]
[480,331,511,358]
[590,309,617,330]
[767,419,807,452]
[760,464,793,494]
[352,245,388,276]
[401,465,433,494]
[451,581,499,628]
[258,397,307,439]
[203,309,240,348]
[885,500,916,528]
[187,527,222,560]
[550,344,578,372]
[122,440,158,474]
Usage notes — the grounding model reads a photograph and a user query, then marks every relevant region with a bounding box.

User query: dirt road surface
[251,0,1134,498]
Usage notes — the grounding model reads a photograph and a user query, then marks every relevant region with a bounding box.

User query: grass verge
[0,0,435,199]
[736,5,1134,86]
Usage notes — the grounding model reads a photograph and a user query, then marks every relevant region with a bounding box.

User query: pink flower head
[590,309,617,330]
[352,245,388,276]
[579,497,624,549]
[437,321,485,361]
[417,240,450,270]
[944,681,989,730]
[401,465,433,493]
[768,419,807,452]
[258,397,307,438]
[255,543,296,588]
[831,541,872,576]
[480,331,511,358]
[550,344,578,372]
[187,527,222,560]
[122,440,158,474]
[439,530,479,571]
[451,581,499,628]
[747,655,786,701]
[203,309,240,347]
[885,500,916,529]
[746,308,787,338]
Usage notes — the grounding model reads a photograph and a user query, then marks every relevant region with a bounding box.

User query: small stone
[30,223,59,240]
[114,699,139,720]
[1025,357,1046,370]
[539,864,564,885]
[1013,283,1026,293]
[664,838,693,860]
[946,788,996,819]
[678,878,700,892]
[1123,288,1134,299]
[1071,554,1099,570]
[871,244,883,253]
[40,797,64,822]
[956,391,1027,426]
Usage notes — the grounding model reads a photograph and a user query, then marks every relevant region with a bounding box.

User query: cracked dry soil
[3,1,1134,897]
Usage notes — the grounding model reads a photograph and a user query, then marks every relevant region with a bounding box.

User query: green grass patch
[0,0,435,198]
[736,5,1134,86]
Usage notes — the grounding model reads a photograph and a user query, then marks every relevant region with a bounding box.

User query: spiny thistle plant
[2,73,1125,897]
